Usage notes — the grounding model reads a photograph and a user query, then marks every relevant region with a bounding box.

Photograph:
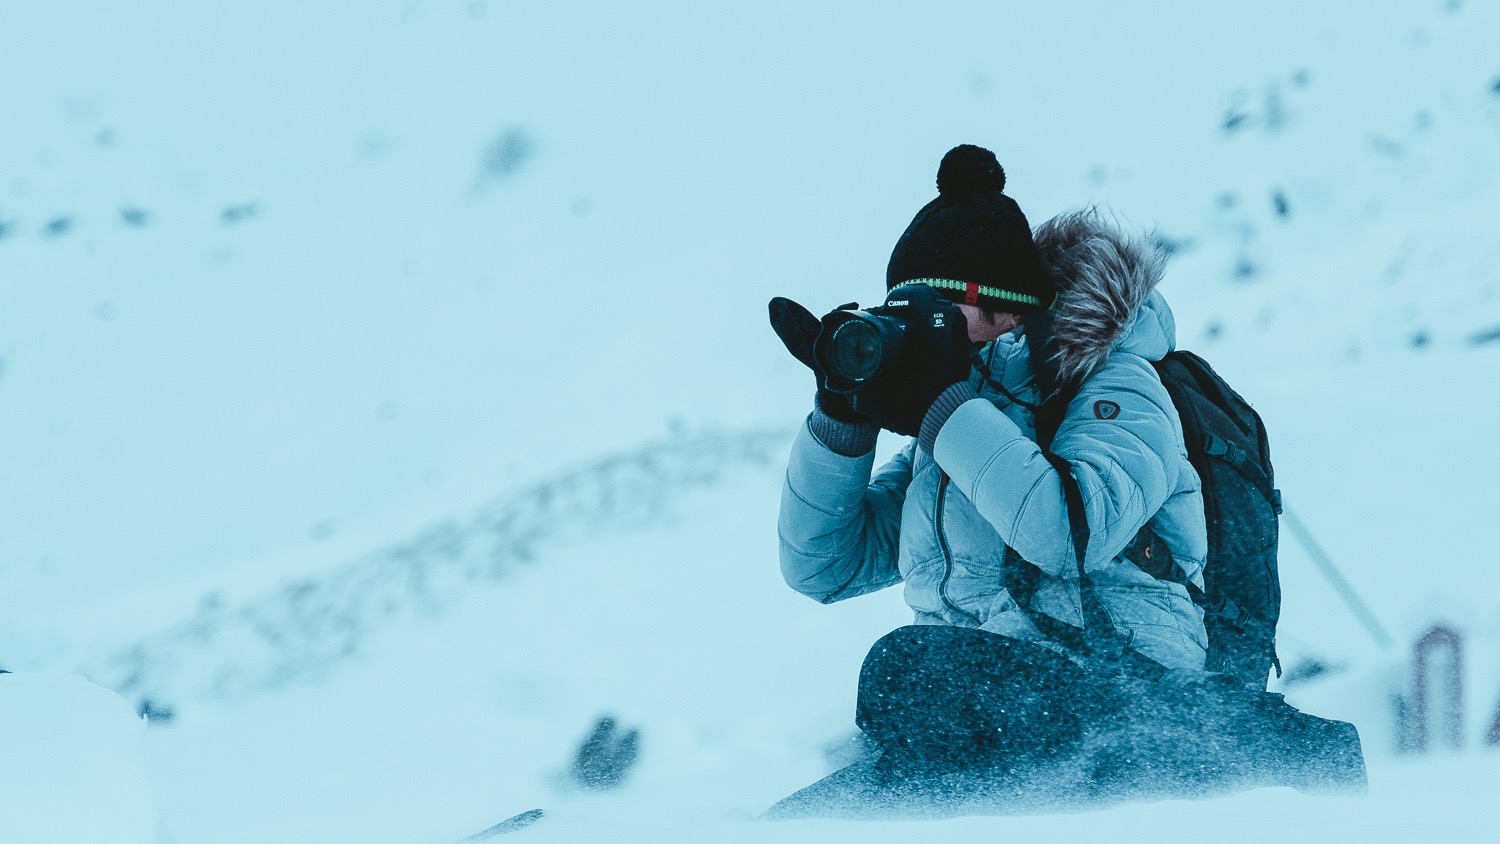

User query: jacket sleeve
[777,419,911,602]
[930,353,1182,576]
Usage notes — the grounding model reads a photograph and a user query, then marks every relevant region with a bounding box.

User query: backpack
[1146,351,1282,688]
[1017,312,1283,690]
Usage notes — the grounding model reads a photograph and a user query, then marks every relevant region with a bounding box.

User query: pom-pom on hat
[886,144,1055,313]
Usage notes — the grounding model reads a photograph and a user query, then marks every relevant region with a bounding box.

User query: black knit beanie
[886,145,1055,313]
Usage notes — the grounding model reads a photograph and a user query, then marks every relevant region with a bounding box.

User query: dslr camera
[813,283,965,394]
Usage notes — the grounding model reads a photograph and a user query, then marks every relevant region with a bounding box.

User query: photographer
[771,145,1208,768]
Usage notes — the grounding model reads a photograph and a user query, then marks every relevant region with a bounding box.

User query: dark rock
[137,699,176,724]
[462,809,543,841]
[567,716,641,791]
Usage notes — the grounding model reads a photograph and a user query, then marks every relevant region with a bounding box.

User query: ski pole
[1281,505,1394,652]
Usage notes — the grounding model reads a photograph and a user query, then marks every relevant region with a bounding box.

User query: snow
[2,0,1500,841]
[0,673,163,843]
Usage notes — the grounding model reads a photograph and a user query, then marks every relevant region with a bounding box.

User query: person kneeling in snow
[770,145,1208,769]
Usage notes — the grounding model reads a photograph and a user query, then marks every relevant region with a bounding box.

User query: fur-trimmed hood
[1033,209,1172,383]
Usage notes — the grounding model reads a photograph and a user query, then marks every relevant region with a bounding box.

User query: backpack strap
[1021,309,1067,449]
[1003,311,1167,681]
[1045,447,1167,681]
[1202,434,1279,512]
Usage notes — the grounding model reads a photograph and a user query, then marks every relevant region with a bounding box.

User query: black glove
[768,297,869,423]
[848,285,971,437]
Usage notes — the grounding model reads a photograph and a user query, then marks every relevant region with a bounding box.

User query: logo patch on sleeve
[1094,400,1121,420]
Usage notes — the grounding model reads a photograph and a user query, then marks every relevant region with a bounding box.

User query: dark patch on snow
[1222,112,1249,133]
[1204,320,1224,342]
[1491,76,1500,96]
[120,205,151,227]
[1147,231,1194,258]
[42,216,73,238]
[464,810,543,840]
[1280,656,1345,689]
[221,202,260,225]
[1271,189,1290,218]
[137,698,176,724]
[462,809,543,841]
[0,217,14,241]
[96,128,116,147]
[1231,256,1259,281]
[1368,135,1407,159]
[1263,83,1286,131]
[1222,81,1299,135]
[475,126,534,190]
[1408,330,1431,349]
[1221,89,1251,134]
[567,716,640,791]
[1469,325,1500,346]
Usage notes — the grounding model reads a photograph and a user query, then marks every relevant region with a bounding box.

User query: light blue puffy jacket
[778,212,1209,670]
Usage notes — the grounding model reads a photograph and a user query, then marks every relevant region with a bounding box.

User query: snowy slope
[0,673,163,842]
[3,1,1500,842]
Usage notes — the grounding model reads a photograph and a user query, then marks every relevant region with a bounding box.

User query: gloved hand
[768,297,869,424]
[849,284,972,437]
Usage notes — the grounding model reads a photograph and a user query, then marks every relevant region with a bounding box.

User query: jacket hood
[1032,209,1172,383]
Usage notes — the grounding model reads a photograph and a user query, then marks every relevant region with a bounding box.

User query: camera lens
[828,320,883,383]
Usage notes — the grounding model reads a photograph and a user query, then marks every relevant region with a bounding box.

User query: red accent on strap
[964,282,980,306]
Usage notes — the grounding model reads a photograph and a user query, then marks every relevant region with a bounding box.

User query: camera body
[813,284,964,394]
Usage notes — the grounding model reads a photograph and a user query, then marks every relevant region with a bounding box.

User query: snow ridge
[88,425,792,705]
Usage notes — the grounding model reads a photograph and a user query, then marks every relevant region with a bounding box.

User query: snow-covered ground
[2,1,1499,841]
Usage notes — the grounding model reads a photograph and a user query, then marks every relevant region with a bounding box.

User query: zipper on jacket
[936,472,983,625]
